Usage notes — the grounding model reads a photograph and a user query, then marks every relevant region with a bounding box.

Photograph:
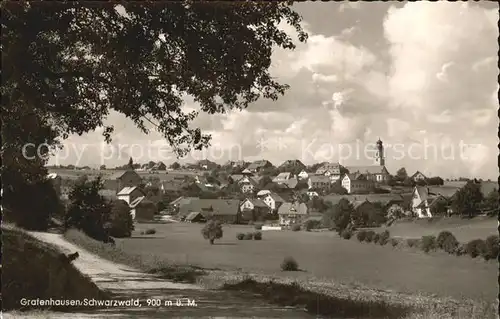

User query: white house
[306,190,319,198]
[297,170,309,180]
[258,192,285,212]
[278,202,308,226]
[411,171,427,182]
[273,172,293,184]
[117,186,146,205]
[411,186,434,218]
[341,174,374,194]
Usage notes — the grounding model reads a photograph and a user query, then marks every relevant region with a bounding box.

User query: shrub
[280,256,299,271]
[484,235,499,260]
[356,230,367,242]
[365,230,375,243]
[437,231,459,254]
[373,233,380,244]
[244,232,254,240]
[465,239,487,258]
[291,224,301,231]
[236,233,245,240]
[454,243,466,256]
[304,220,321,231]
[437,231,455,249]
[421,235,437,253]
[406,238,419,248]
[341,229,352,240]
[378,230,390,245]
[390,238,399,247]
[253,231,262,240]
[108,200,134,238]
[254,223,263,230]
[201,220,223,244]
[144,228,156,235]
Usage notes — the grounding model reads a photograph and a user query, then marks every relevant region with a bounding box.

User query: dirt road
[4,232,315,319]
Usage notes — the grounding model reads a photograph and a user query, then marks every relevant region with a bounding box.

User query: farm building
[240,198,272,222]
[185,211,206,223]
[278,202,308,226]
[179,199,241,224]
[117,186,146,205]
[130,197,156,221]
[103,170,142,191]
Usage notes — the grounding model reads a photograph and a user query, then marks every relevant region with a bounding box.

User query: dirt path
[4,232,315,319]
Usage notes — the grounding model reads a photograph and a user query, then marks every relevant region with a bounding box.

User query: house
[130,197,156,221]
[170,196,197,209]
[273,172,293,184]
[278,202,308,226]
[224,160,246,168]
[197,159,218,170]
[185,211,206,223]
[240,198,272,221]
[308,175,331,190]
[241,168,253,175]
[237,176,258,193]
[306,190,320,198]
[278,160,306,170]
[346,166,390,183]
[258,192,285,212]
[315,162,342,182]
[411,186,435,218]
[153,161,167,171]
[179,199,241,224]
[47,173,62,197]
[411,171,427,182]
[228,174,245,183]
[103,170,142,191]
[341,173,375,194]
[297,170,309,180]
[246,160,273,173]
[117,186,146,205]
[256,189,271,197]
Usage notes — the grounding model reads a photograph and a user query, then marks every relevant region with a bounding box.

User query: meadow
[48,168,201,181]
[117,221,497,302]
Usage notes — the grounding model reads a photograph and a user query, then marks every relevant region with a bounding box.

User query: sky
[49,1,499,180]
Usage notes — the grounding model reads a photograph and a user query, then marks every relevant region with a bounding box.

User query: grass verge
[63,228,497,319]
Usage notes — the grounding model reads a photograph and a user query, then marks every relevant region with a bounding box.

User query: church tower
[375,138,385,166]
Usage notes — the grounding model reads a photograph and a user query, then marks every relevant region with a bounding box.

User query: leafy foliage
[2,1,306,228]
[421,235,437,253]
[291,224,301,231]
[331,198,354,233]
[201,220,223,244]
[340,229,352,240]
[65,176,111,241]
[452,181,484,218]
[280,256,299,271]
[356,230,367,242]
[364,230,376,243]
[465,239,486,258]
[436,231,458,252]
[236,233,245,240]
[378,230,390,246]
[484,235,499,260]
[253,231,262,240]
[108,199,134,238]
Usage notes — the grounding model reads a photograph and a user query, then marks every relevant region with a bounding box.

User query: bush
[144,228,156,235]
[373,233,380,244]
[201,220,223,244]
[280,256,299,271]
[356,230,367,242]
[107,200,134,238]
[254,223,263,230]
[454,243,466,256]
[236,233,245,240]
[253,231,262,240]
[341,229,352,240]
[421,235,437,253]
[406,238,419,248]
[436,231,459,254]
[484,235,499,260]
[291,224,301,231]
[365,230,375,243]
[378,230,390,245]
[390,238,399,247]
[304,220,321,231]
[465,239,486,258]
[244,232,254,240]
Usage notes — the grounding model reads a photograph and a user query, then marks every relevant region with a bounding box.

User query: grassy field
[380,216,497,242]
[116,222,497,302]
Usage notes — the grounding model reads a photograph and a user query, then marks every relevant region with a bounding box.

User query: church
[346,139,390,183]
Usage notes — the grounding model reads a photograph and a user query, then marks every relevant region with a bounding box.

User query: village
[47,138,498,229]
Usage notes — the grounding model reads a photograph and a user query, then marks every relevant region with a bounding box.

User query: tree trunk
[210,239,214,244]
